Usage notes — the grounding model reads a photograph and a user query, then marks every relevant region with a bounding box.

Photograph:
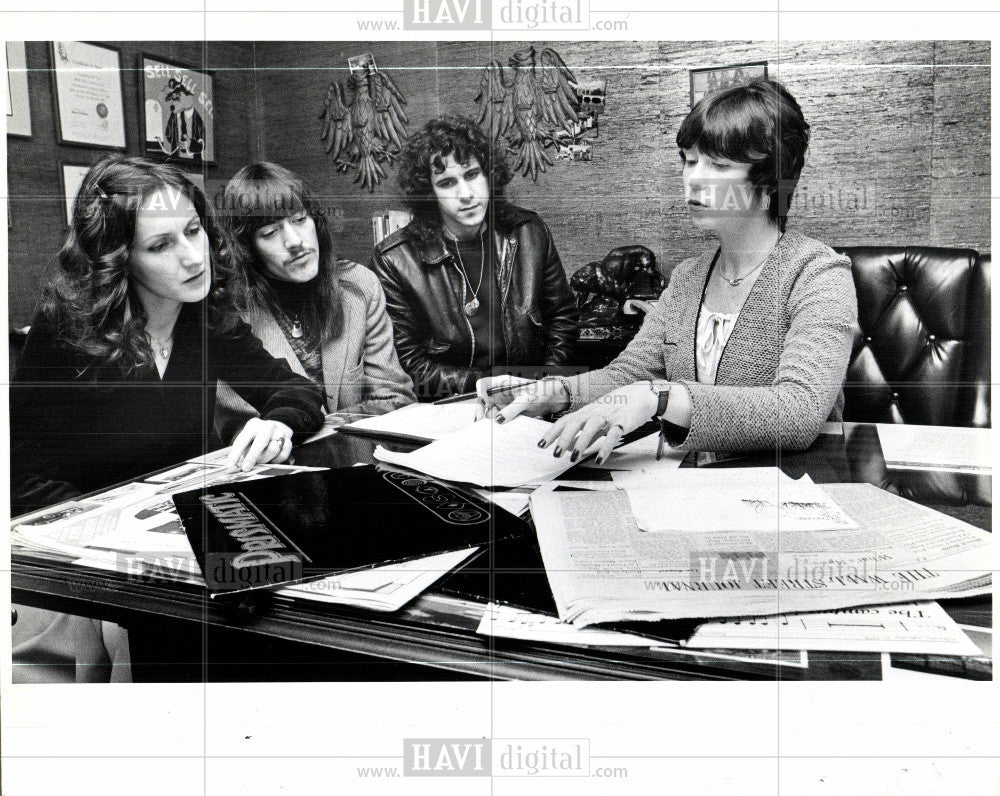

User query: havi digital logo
[404,738,491,776]
[403,0,491,29]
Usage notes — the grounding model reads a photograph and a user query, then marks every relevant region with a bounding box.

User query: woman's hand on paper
[227,418,295,471]
[474,375,571,422]
[540,383,659,465]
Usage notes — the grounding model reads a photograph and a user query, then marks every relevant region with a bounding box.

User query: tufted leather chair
[837,247,990,428]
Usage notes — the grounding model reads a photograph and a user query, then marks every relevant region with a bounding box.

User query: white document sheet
[343,402,479,442]
[876,423,992,473]
[685,601,981,656]
[471,488,533,517]
[373,416,579,487]
[611,465,795,491]
[280,548,478,612]
[476,603,674,647]
[624,473,859,533]
[590,431,686,473]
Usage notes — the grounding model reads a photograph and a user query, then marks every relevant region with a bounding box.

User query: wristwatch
[652,386,671,460]
[652,386,671,422]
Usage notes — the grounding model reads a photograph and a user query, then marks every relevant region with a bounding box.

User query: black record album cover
[172,465,531,596]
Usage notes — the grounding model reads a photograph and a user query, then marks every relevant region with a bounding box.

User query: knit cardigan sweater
[565,230,859,452]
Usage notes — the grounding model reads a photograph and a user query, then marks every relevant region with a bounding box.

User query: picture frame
[59,161,92,226]
[49,41,126,150]
[689,61,768,106]
[6,41,32,138]
[139,54,216,165]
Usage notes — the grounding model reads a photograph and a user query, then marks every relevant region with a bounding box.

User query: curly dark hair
[220,162,351,342]
[42,155,242,374]
[676,78,810,231]
[397,116,513,245]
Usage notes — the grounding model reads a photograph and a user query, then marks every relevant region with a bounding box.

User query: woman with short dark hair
[216,162,415,440]
[479,79,858,457]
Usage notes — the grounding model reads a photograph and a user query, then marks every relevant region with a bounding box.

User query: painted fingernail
[570,450,580,463]
[595,455,606,465]
[537,439,547,448]
[496,415,505,424]
[553,446,562,457]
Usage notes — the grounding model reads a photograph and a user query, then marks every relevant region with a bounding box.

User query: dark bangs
[222,168,310,239]
[676,88,771,166]
[675,79,810,230]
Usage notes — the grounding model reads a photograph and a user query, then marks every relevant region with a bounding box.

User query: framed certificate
[140,55,216,165]
[689,61,768,107]
[50,41,126,150]
[59,162,92,226]
[6,42,32,138]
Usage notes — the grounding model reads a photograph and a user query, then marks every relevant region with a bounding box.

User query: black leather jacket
[371,206,579,399]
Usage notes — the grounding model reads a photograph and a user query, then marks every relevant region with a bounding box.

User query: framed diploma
[50,41,126,150]
[6,42,32,138]
[140,55,216,165]
[59,162,92,226]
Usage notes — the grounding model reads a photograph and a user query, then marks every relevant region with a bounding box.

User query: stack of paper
[373,416,581,487]
[876,423,992,474]
[685,601,981,655]
[528,480,992,627]
[339,402,479,444]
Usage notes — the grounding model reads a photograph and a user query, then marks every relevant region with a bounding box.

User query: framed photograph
[49,41,126,149]
[690,61,768,106]
[6,42,32,137]
[59,162,92,226]
[348,52,377,75]
[140,55,216,164]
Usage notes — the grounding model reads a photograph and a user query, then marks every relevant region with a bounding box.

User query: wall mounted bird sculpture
[320,68,409,192]
[474,46,581,181]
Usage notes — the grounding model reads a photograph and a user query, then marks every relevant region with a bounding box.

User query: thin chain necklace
[720,233,783,287]
[147,331,174,359]
[452,230,486,316]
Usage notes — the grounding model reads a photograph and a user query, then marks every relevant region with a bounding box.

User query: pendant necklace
[720,233,783,287]
[290,315,304,339]
[148,332,173,359]
[453,232,486,316]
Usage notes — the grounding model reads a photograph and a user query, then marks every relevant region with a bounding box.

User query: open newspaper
[529,481,992,627]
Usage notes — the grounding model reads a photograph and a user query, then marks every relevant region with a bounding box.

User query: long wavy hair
[221,162,347,341]
[42,155,242,374]
[676,78,810,232]
[397,116,514,247]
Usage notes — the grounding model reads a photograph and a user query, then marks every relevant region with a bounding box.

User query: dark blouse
[9,301,325,516]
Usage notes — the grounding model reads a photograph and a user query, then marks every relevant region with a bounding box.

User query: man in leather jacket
[371,116,578,400]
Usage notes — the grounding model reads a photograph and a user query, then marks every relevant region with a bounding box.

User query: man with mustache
[372,116,578,400]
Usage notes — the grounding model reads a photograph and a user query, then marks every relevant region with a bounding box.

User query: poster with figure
[140,55,215,164]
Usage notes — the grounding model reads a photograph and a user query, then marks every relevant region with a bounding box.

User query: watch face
[656,389,671,419]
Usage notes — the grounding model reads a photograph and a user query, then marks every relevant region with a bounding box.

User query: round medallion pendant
[464,297,480,316]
